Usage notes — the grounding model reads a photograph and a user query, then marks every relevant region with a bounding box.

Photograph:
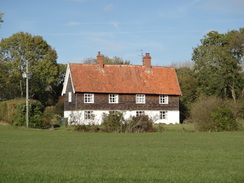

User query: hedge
[0,98,44,127]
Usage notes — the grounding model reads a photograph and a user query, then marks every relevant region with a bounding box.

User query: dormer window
[136,94,145,104]
[159,95,168,104]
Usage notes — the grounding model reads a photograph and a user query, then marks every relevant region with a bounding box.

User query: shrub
[42,106,62,129]
[211,108,239,131]
[54,97,64,117]
[101,111,124,132]
[191,96,240,131]
[0,99,44,127]
[74,124,100,132]
[125,115,155,133]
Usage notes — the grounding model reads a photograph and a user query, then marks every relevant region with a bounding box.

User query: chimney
[97,51,104,71]
[143,53,151,71]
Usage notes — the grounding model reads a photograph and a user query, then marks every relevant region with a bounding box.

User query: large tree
[192,28,244,103]
[0,32,60,105]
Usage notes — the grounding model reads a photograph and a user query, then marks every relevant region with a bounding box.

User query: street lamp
[22,59,29,128]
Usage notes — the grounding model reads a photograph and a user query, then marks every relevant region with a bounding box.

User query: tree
[176,67,197,122]
[83,55,130,65]
[0,12,3,24]
[192,28,244,103]
[176,67,197,104]
[0,32,60,106]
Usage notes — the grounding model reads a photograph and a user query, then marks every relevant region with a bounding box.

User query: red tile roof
[69,63,181,95]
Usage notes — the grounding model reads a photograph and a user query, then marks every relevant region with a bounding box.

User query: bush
[42,106,62,129]
[101,112,155,133]
[101,111,124,132]
[124,115,155,133]
[74,124,100,132]
[191,97,240,131]
[211,108,239,131]
[0,98,44,127]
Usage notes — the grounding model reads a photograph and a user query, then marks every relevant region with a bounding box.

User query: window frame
[136,94,146,104]
[84,111,94,120]
[136,111,145,117]
[84,93,94,103]
[159,95,168,104]
[68,92,72,102]
[160,111,168,120]
[109,94,119,104]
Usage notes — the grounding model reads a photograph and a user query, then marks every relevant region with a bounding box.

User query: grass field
[0,124,244,183]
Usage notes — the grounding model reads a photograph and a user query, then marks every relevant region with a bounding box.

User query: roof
[62,63,181,95]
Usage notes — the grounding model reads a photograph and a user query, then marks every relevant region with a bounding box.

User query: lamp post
[22,59,29,128]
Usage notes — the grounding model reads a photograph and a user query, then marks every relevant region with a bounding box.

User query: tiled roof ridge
[69,62,175,69]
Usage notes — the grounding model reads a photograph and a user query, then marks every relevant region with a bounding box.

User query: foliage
[74,124,100,132]
[42,106,62,129]
[0,32,62,106]
[179,100,190,123]
[176,67,198,104]
[191,97,240,131]
[192,28,244,103]
[124,115,155,133]
[53,96,64,117]
[83,55,130,65]
[211,108,239,131]
[0,12,3,24]
[1,125,244,182]
[0,98,44,127]
[101,111,124,132]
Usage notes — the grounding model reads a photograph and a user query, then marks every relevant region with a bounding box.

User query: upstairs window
[160,111,168,120]
[84,111,94,120]
[136,111,145,116]
[159,95,168,104]
[84,93,94,103]
[136,94,145,104]
[109,94,119,104]
[68,92,72,102]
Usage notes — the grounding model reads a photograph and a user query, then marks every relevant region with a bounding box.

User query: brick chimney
[143,53,151,71]
[97,51,104,71]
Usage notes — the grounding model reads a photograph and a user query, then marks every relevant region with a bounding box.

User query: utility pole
[23,59,29,128]
[26,59,29,128]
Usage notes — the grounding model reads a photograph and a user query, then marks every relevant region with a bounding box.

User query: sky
[1,0,243,66]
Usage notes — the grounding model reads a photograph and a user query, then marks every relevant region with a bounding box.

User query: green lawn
[0,125,243,183]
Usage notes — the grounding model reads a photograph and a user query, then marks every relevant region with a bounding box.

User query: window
[159,95,168,104]
[136,111,145,116]
[160,111,168,120]
[68,92,72,102]
[109,94,118,103]
[136,94,145,104]
[84,111,94,120]
[84,93,94,103]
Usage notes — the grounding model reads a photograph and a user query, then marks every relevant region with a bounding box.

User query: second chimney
[143,53,151,71]
[97,51,104,71]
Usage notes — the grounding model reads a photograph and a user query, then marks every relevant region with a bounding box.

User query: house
[61,52,181,125]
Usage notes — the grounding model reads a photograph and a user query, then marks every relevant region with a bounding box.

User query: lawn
[0,124,243,183]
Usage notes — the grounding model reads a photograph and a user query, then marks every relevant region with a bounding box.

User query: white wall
[64,110,180,125]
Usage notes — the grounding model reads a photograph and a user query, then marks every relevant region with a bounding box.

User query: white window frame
[109,94,119,104]
[160,111,168,120]
[68,92,72,102]
[159,95,168,104]
[84,111,94,120]
[84,93,94,103]
[136,94,145,104]
[136,111,145,117]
